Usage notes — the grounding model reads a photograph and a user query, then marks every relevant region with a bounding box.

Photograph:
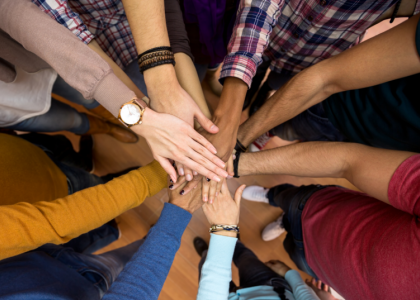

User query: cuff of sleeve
[155,203,192,238]
[285,269,301,283]
[137,160,168,197]
[219,54,258,88]
[92,71,137,117]
[206,233,237,265]
[76,29,94,45]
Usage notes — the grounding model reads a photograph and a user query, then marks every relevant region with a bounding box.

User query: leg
[8,99,90,134]
[269,103,347,142]
[267,184,326,278]
[52,75,99,110]
[233,241,290,291]
[194,63,209,83]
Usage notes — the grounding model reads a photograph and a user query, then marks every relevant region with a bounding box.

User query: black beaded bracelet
[233,151,241,178]
[137,46,172,61]
[139,59,176,74]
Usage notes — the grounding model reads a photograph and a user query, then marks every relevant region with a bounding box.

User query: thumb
[234,184,246,206]
[195,110,219,134]
[156,156,178,183]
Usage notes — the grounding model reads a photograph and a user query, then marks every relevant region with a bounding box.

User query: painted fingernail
[206,178,211,182]
[180,190,185,195]
[169,184,174,190]
[170,178,173,183]
[186,174,192,181]
[203,196,208,202]
[179,168,184,176]
[213,176,221,182]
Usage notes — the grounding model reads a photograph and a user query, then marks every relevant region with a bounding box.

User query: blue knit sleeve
[285,270,320,300]
[103,203,192,300]
[196,233,237,300]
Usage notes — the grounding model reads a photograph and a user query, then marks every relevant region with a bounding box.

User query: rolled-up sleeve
[220,0,283,87]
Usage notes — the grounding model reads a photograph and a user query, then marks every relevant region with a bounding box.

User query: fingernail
[209,198,213,204]
[186,174,192,181]
[193,171,198,176]
[233,154,236,160]
[169,184,174,189]
[203,196,208,202]
[210,124,218,130]
[179,168,184,176]
[213,176,221,182]
[216,192,219,196]
[211,146,217,154]
[180,190,185,195]
[170,178,173,183]
[206,178,211,182]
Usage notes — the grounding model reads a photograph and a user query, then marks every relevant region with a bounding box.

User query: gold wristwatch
[118,97,149,128]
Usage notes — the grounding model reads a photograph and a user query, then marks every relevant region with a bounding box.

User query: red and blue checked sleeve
[32,0,94,44]
[220,0,283,88]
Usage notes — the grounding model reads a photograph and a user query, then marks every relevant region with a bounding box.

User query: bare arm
[237,14,420,147]
[238,142,415,203]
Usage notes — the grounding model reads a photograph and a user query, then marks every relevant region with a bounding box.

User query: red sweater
[303,154,420,300]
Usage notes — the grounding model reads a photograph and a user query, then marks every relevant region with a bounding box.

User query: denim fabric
[7,75,100,134]
[195,63,210,82]
[124,60,149,96]
[8,99,90,134]
[268,184,328,278]
[270,102,347,142]
[199,241,292,295]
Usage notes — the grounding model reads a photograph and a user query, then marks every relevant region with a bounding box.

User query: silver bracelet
[209,225,240,233]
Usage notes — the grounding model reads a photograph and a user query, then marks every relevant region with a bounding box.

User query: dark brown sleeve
[164,0,194,60]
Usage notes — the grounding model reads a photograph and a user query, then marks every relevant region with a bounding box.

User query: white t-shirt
[0,66,57,126]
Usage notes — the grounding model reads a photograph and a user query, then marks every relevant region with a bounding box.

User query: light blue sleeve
[285,270,320,300]
[196,233,237,300]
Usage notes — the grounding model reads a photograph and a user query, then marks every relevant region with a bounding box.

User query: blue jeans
[7,76,99,134]
[199,241,292,296]
[270,103,347,142]
[268,184,328,278]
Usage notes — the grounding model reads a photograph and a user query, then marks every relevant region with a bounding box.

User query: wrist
[130,107,157,135]
[212,231,237,238]
[144,64,178,92]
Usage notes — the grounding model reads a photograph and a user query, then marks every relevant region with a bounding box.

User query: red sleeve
[388,154,420,216]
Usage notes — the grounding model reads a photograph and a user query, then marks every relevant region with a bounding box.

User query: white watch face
[121,103,141,125]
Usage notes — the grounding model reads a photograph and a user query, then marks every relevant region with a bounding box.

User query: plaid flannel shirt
[221,0,420,88]
[32,0,136,68]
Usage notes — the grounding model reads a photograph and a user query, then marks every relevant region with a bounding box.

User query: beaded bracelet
[209,225,240,233]
[233,151,241,178]
[137,46,175,74]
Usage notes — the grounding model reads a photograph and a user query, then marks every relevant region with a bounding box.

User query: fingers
[317,279,322,289]
[157,156,178,183]
[175,162,184,177]
[234,184,246,205]
[178,176,201,196]
[181,153,228,180]
[184,166,194,181]
[169,174,187,191]
[202,177,210,202]
[190,141,225,168]
[194,110,219,134]
[227,154,234,178]
[323,283,329,292]
[189,127,219,155]
[208,179,218,204]
[220,178,229,194]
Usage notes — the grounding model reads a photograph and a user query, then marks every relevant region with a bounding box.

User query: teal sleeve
[196,234,237,300]
[285,270,320,300]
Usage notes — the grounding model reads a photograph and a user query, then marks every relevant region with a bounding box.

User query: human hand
[306,279,337,300]
[202,180,245,225]
[132,108,228,183]
[145,65,220,181]
[168,176,203,214]
[265,260,292,277]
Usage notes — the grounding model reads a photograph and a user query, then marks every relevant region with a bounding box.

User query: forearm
[237,66,328,146]
[174,53,211,119]
[214,77,248,130]
[238,142,415,203]
[88,40,144,98]
[0,161,167,260]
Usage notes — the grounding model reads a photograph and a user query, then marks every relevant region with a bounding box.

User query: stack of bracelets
[137,46,175,74]
[209,225,240,234]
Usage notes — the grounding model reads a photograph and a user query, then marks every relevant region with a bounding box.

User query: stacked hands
[132,65,236,202]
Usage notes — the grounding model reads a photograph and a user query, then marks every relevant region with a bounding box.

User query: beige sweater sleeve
[0,0,136,116]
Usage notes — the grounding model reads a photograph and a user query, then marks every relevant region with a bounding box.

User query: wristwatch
[118,97,149,128]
